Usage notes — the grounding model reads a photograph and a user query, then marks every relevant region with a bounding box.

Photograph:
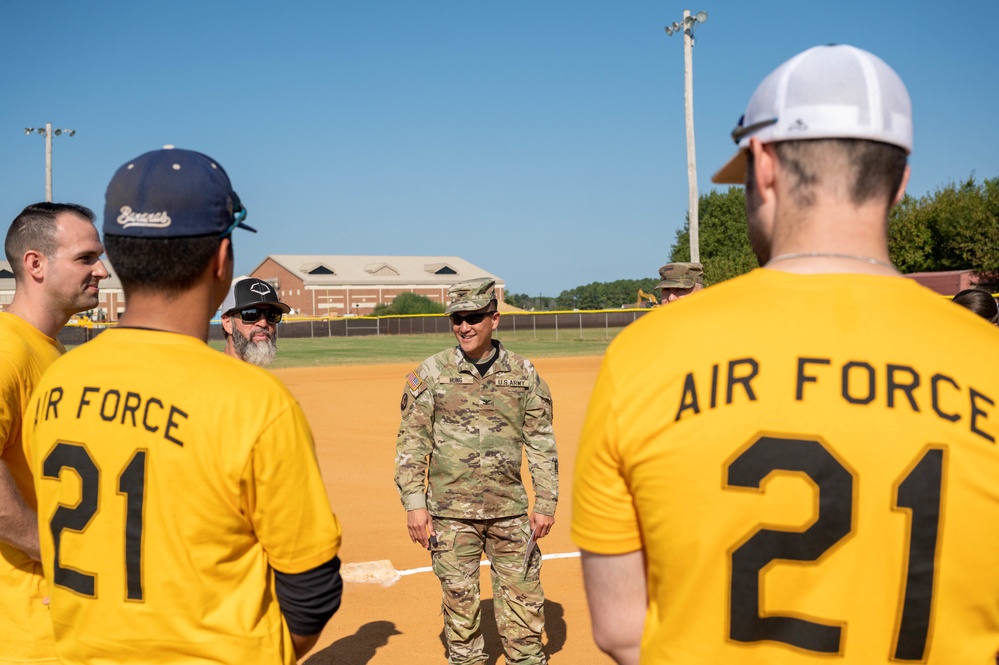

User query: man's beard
[232,326,277,366]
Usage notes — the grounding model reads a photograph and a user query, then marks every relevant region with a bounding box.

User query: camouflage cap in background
[656,262,704,290]
[445,277,496,314]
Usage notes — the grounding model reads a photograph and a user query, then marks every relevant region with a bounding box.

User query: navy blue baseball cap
[103,146,256,237]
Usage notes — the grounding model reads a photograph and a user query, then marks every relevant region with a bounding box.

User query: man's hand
[406,509,435,549]
[529,512,554,539]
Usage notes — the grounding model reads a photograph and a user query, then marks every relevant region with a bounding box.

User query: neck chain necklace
[766,252,894,270]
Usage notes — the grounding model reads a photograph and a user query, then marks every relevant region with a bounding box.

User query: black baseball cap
[104,146,256,238]
[220,278,290,315]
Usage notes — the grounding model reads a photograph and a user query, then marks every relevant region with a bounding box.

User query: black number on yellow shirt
[117,450,147,601]
[891,447,943,661]
[725,436,943,660]
[43,443,99,597]
[42,443,147,601]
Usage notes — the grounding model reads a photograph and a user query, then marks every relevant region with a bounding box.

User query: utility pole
[24,122,76,202]
[665,10,708,263]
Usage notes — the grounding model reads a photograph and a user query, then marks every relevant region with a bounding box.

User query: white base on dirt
[342,552,580,587]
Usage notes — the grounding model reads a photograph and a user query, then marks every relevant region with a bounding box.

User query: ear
[208,237,234,313]
[22,250,45,281]
[892,165,911,207]
[214,236,233,282]
[221,313,233,335]
[490,311,501,332]
[748,138,777,202]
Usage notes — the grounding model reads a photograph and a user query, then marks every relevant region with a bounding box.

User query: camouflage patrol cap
[656,262,704,289]
[445,277,496,315]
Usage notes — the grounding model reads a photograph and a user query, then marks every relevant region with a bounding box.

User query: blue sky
[2,1,997,296]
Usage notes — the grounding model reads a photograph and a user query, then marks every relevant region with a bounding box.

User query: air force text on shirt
[675,356,996,444]
[33,385,188,447]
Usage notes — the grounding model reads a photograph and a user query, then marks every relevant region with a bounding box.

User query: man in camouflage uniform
[655,261,704,303]
[395,277,558,665]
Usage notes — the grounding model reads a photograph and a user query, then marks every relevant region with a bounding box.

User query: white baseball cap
[712,44,913,184]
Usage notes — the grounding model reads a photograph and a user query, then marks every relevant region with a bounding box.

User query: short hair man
[395,277,558,665]
[573,45,999,663]
[655,262,704,303]
[220,277,290,366]
[24,148,342,665]
[0,202,107,664]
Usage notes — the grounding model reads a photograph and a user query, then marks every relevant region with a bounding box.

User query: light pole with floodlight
[665,10,708,264]
[24,122,76,202]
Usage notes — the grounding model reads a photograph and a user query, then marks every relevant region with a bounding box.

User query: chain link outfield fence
[252,308,653,340]
[57,309,655,345]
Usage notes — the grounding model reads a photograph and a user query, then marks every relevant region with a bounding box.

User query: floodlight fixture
[23,122,76,201]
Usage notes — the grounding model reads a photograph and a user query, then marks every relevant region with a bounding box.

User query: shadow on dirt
[304,620,401,664]
[304,599,566,664]
[435,598,567,664]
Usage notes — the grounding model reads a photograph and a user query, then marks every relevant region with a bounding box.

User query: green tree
[669,187,757,284]
[887,193,935,273]
[506,293,557,311]
[555,278,659,310]
[372,292,445,316]
[888,176,999,281]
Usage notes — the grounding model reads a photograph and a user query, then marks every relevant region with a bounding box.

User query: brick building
[248,255,504,316]
[903,269,983,296]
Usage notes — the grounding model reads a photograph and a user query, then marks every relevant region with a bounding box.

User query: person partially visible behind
[573,44,999,664]
[395,277,558,665]
[655,262,703,303]
[952,287,998,325]
[24,148,342,665]
[220,277,290,366]
[0,202,107,665]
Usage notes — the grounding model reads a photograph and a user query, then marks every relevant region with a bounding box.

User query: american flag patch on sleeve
[406,371,423,392]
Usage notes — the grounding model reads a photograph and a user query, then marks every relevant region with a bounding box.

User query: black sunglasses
[237,307,282,325]
[449,310,496,326]
[730,116,778,144]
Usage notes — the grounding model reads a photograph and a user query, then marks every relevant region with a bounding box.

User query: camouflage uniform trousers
[430,515,546,665]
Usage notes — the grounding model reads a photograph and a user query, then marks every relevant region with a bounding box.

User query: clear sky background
[2,1,997,296]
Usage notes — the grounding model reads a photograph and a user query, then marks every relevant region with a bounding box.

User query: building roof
[258,255,503,288]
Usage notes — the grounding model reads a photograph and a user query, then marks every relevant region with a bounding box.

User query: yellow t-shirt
[0,313,63,664]
[24,328,341,665]
[573,269,999,664]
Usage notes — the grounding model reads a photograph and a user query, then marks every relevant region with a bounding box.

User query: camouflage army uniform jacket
[395,341,558,520]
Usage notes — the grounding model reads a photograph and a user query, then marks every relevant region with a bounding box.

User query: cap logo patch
[788,119,809,131]
[250,282,272,297]
[116,206,172,229]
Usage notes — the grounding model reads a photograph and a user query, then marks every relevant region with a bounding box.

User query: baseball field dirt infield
[274,356,612,664]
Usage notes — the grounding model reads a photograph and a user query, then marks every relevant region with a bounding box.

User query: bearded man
[220,277,289,366]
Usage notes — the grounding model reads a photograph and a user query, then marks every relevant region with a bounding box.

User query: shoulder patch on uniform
[406,371,424,393]
[400,392,409,411]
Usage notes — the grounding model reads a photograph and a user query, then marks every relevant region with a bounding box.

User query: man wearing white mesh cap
[572,45,999,664]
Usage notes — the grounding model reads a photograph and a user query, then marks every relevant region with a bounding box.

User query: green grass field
[208,327,625,369]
